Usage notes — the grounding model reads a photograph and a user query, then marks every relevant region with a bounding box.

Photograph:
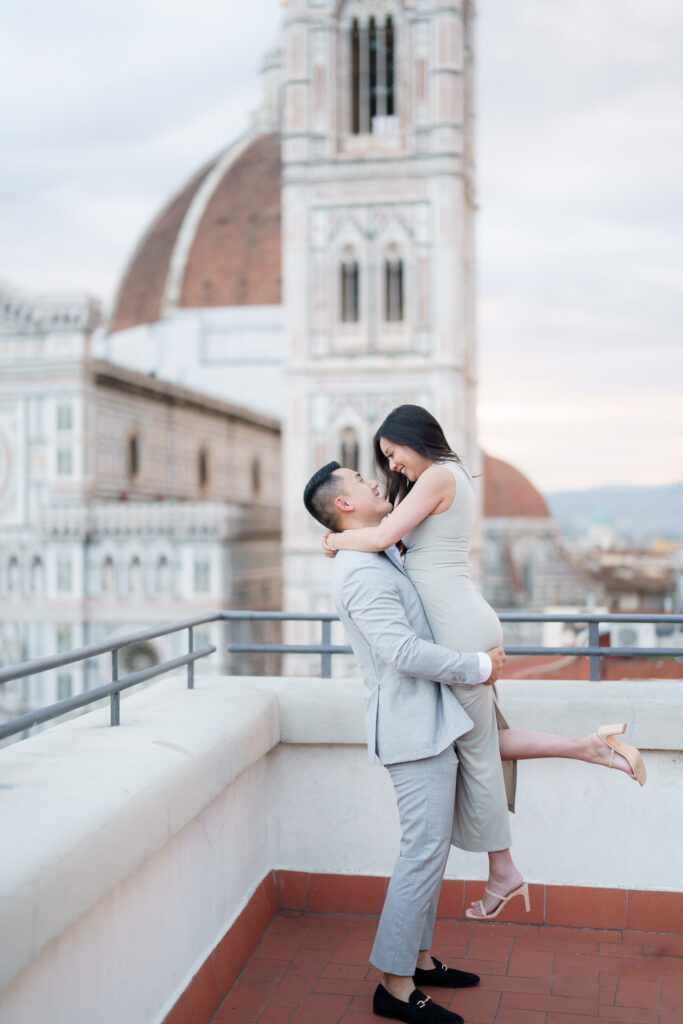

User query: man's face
[332,468,392,525]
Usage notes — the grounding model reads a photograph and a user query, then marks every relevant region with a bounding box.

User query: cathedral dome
[483,453,549,518]
[109,132,282,333]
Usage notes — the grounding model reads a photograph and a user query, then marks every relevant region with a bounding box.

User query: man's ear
[333,494,354,515]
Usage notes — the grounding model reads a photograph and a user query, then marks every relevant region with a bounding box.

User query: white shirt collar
[383,544,404,571]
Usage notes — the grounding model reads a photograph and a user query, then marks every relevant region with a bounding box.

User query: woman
[323,405,646,920]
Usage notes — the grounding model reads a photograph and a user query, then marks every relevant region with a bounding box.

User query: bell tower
[281,0,479,616]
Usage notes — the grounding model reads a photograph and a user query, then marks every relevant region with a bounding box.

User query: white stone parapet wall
[0,677,680,1024]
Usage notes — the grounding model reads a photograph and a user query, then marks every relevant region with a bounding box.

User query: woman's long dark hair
[373,404,461,505]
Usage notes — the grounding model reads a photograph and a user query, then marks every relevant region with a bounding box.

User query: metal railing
[0,610,681,742]
[227,611,683,683]
[0,613,220,742]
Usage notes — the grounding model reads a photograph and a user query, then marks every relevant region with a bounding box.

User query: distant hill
[544,483,683,542]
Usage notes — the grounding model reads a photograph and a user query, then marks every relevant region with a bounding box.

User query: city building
[481,454,591,640]
[8,0,672,716]
[100,0,480,619]
[1,5,680,1011]
[0,281,281,725]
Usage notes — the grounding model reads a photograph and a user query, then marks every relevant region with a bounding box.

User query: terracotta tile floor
[211,911,683,1024]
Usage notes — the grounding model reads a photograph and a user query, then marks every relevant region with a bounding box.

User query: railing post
[187,627,194,689]
[110,649,120,727]
[588,621,601,681]
[321,620,331,678]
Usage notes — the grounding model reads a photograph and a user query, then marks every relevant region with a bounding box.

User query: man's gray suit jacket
[332,548,479,766]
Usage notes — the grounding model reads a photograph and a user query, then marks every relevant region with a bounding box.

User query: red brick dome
[483,453,549,518]
[109,133,282,333]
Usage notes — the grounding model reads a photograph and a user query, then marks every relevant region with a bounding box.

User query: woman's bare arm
[325,464,454,553]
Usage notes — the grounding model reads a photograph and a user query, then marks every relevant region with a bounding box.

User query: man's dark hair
[303,461,345,531]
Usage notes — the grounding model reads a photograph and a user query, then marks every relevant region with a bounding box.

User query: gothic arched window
[30,556,44,595]
[128,434,140,481]
[251,456,262,499]
[102,556,115,595]
[198,447,209,493]
[7,557,20,594]
[340,250,360,323]
[339,427,360,472]
[56,403,73,432]
[384,251,404,322]
[155,556,170,594]
[129,556,142,595]
[350,13,396,134]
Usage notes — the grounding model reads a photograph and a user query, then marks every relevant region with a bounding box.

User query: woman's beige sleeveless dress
[403,460,516,852]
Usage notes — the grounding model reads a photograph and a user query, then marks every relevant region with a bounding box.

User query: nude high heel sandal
[465,881,530,921]
[598,723,647,787]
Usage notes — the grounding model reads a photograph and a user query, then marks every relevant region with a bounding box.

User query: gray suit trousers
[370,744,459,976]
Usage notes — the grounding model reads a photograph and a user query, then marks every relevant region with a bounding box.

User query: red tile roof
[109,133,281,333]
[109,155,220,333]
[483,453,549,518]
[181,134,281,308]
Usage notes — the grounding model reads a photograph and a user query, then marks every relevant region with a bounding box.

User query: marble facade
[0,283,281,727]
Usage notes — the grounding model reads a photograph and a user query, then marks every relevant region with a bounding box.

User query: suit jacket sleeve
[341,562,479,686]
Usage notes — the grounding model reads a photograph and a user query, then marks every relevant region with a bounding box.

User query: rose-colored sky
[1,0,681,490]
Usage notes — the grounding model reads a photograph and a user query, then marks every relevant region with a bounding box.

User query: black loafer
[373,984,464,1024]
[414,955,480,989]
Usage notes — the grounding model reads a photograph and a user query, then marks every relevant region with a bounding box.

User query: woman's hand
[322,533,338,558]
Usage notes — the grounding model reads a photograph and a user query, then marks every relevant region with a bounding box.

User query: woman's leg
[450,684,513,852]
[498,728,636,777]
[468,727,638,918]
[466,848,525,918]
[450,684,526,918]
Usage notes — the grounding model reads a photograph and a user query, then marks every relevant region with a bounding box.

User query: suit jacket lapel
[380,547,408,577]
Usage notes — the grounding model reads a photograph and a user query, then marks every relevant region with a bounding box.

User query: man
[303,461,506,1024]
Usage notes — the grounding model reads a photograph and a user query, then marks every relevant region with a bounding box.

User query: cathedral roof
[109,133,282,333]
[92,359,279,432]
[483,453,550,518]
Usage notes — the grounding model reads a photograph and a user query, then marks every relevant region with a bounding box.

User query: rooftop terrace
[203,907,682,1024]
[1,666,681,1024]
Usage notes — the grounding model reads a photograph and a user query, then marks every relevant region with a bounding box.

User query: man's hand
[322,533,337,559]
[484,646,506,684]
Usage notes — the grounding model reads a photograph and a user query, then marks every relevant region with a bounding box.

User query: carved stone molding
[0,281,102,336]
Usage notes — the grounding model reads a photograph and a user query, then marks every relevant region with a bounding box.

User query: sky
[1,0,681,491]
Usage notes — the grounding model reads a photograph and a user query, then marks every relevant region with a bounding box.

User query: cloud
[476,0,683,487]
[0,0,276,296]
[0,0,681,488]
